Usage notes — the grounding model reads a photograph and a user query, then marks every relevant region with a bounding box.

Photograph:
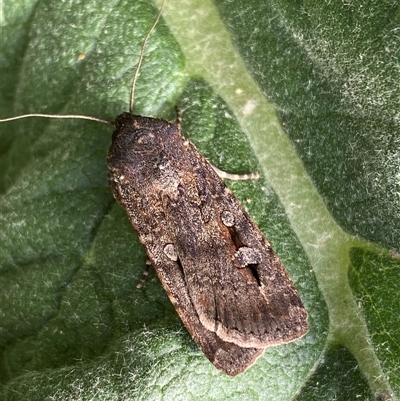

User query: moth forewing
[107,113,308,375]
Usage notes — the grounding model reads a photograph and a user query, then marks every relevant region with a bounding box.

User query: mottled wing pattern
[107,113,307,375]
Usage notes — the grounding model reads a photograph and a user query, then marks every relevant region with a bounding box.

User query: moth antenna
[0,2,168,125]
[129,0,166,114]
[0,114,112,124]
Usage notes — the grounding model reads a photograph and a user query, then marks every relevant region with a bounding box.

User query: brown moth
[107,113,308,375]
[1,0,307,376]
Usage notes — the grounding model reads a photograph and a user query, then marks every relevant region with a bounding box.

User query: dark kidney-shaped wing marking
[107,113,308,375]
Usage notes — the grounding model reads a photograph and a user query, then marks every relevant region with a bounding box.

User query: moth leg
[212,165,259,181]
[174,105,182,131]
[136,259,153,289]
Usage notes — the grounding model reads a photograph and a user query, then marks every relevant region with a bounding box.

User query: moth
[1,0,308,376]
[107,112,308,375]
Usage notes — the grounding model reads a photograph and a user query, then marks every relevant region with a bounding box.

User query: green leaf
[295,346,373,401]
[348,248,400,398]
[0,0,398,399]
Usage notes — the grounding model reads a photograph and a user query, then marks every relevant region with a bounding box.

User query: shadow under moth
[1,0,308,376]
